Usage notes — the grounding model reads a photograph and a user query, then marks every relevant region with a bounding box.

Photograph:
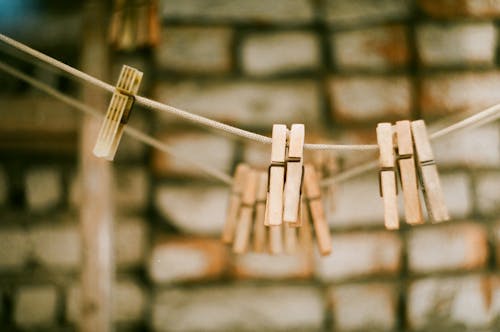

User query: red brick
[149,237,229,284]
[329,76,412,122]
[408,222,488,274]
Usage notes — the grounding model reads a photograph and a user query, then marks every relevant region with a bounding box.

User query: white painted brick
[114,112,148,161]
[408,223,488,274]
[417,23,497,67]
[242,32,320,76]
[233,252,313,280]
[29,223,81,270]
[477,172,500,215]
[315,231,402,282]
[324,0,411,26]
[328,172,385,228]
[329,76,412,122]
[67,280,146,323]
[149,237,228,284]
[333,25,409,70]
[242,141,269,168]
[419,0,500,18]
[25,167,62,211]
[0,228,30,270]
[153,132,234,178]
[115,217,149,268]
[152,286,324,332]
[155,185,228,235]
[156,27,232,73]
[114,167,149,211]
[440,172,472,219]
[329,283,397,331]
[421,71,500,117]
[433,124,500,167]
[14,285,57,328]
[407,275,500,330]
[154,80,320,128]
[161,0,314,23]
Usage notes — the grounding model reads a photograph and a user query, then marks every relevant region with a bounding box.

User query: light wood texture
[303,165,332,256]
[269,225,283,255]
[93,65,143,160]
[299,199,313,252]
[233,170,258,254]
[395,121,424,225]
[283,124,304,224]
[284,224,298,254]
[222,164,250,244]
[253,172,268,253]
[411,120,450,222]
[376,123,399,230]
[80,2,113,331]
[265,124,287,226]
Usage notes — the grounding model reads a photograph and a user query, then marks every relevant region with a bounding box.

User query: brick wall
[0,0,499,331]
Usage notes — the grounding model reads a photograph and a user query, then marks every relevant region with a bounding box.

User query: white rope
[0,33,377,151]
[0,61,234,185]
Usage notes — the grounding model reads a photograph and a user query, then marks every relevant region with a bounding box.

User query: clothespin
[265,124,287,226]
[284,224,298,254]
[222,164,250,244]
[253,171,268,253]
[268,224,283,255]
[411,120,450,222]
[283,124,305,225]
[93,65,143,160]
[394,120,424,225]
[303,164,332,256]
[376,123,399,230]
[298,198,313,253]
[233,169,258,254]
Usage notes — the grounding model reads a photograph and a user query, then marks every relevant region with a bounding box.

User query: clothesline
[0,33,499,187]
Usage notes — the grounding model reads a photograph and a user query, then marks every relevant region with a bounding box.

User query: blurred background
[0,0,499,331]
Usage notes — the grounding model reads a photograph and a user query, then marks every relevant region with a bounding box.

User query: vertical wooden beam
[79,1,114,331]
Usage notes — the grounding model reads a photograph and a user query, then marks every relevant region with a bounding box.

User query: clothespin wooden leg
[299,198,313,253]
[377,123,399,230]
[304,164,332,256]
[253,171,268,253]
[411,120,450,222]
[284,224,298,254]
[395,120,424,225]
[93,65,143,161]
[222,164,250,244]
[233,170,258,254]
[269,225,283,255]
[283,124,305,225]
[265,124,287,226]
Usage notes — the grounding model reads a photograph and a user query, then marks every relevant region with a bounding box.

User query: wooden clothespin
[411,120,450,222]
[395,120,424,225]
[233,169,258,254]
[283,124,305,225]
[93,65,143,160]
[268,224,283,255]
[303,164,332,256]
[222,164,250,244]
[253,171,268,253]
[376,123,399,230]
[284,224,298,254]
[265,124,287,226]
[298,198,313,253]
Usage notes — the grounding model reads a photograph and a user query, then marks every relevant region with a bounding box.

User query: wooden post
[79,1,114,331]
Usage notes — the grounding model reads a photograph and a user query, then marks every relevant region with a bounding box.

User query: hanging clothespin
[233,169,258,254]
[93,65,143,160]
[283,124,305,225]
[298,197,313,253]
[284,224,298,254]
[253,171,268,253]
[411,120,450,222]
[265,124,287,226]
[268,224,283,255]
[222,164,250,244]
[303,164,332,256]
[395,120,424,225]
[376,123,399,230]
